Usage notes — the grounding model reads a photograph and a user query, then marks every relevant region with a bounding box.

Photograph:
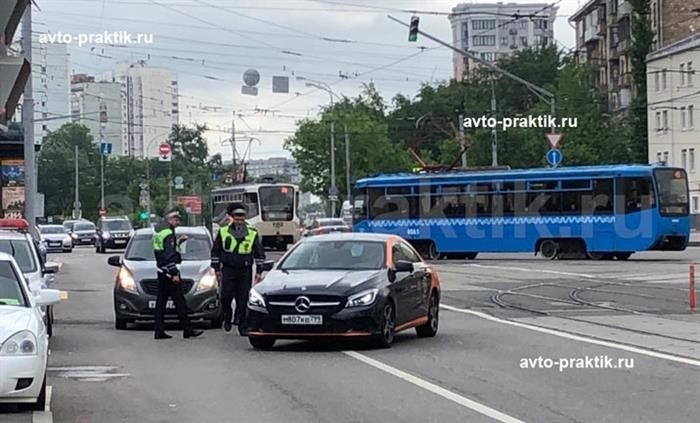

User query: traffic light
[408,15,419,42]
[139,211,149,221]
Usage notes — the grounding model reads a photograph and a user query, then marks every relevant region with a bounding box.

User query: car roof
[303,232,394,243]
[133,226,210,236]
[0,230,30,240]
[39,224,64,228]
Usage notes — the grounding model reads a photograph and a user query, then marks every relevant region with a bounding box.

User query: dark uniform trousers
[154,271,193,334]
[221,265,253,328]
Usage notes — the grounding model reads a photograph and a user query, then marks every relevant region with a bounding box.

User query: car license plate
[281,315,323,325]
[114,239,126,244]
[50,242,61,246]
[82,238,91,242]
[148,300,175,309]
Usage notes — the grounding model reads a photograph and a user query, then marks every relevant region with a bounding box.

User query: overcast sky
[34,0,580,161]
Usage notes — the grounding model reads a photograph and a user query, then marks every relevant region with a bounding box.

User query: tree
[285,85,411,200]
[629,0,654,162]
[169,123,209,164]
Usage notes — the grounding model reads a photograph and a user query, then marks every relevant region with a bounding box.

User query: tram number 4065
[272,222,284,228]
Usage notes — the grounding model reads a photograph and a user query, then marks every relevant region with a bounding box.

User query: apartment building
[32,38,70,144]
[70,74,125,155]
[449,2,558,81]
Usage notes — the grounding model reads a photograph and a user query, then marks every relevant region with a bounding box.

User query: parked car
[247,233,440,350]
[303,218,352,237]
[69,221,97,246]
[0,219,60,336]
[0,252,61,410]
[38,224,73,253]
[96,216,134,253]
[108,226,222,329]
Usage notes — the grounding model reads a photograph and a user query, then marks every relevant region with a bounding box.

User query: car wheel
[115,319,128,330]
[416,292,439,338]
[615,252,632,260]
[248,336,275,350]
[465,252,478,260]
[373,301,396,348]
[29,374,47,411]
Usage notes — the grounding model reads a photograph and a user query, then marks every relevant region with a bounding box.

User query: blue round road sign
[546,148,562,166]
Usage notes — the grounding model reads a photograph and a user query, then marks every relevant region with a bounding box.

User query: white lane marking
[47,366,130,381]
[46,385,52,411]
[440,305,700,367]
[344,351,527,423]
[467,264,595,279]
[32,410,53,423]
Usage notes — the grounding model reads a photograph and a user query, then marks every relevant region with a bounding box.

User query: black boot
[155,332,172,340]
[224,320,232,332]
[184,329,204,339]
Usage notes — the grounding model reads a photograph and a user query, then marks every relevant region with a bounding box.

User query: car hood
[73,230,95,235]
[42,234,69,241]
[123,259,211,281]
[256,269,383,295]
[0,306,34,342]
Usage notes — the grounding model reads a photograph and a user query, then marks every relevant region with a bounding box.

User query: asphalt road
[3,247,699,423]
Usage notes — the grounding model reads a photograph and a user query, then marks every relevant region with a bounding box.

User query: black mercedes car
[96,217,133,253]
[247,233,441,350]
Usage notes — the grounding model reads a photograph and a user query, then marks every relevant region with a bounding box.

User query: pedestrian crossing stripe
[366,216,616,228]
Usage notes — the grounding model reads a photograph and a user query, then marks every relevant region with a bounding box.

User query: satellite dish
[243,69,260,86]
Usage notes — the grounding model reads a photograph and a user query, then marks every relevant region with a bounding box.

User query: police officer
[153,209,203,340]
[211,203,265,335]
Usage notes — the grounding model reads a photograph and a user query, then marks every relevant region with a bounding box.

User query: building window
[682,149,687,169]
[694,197,699,212]
[657,152,662,162]
[662,110,669,131]
[690,148,695,171]
[655,72,660,92]
[655,111,661,131]
[535,35,542,46]
[520,36,528,46]
[662,69,667,90]
[501,36,508,46]
[663,151,669,162]
[472,20,496,30]
[680,63,686,86]
[681,106,687,129]
[689,105,695,129]
[688,61,694,86]
[472,35,496,46]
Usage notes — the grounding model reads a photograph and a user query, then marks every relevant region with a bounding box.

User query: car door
[389,241,421,325]
[399,241,431,320]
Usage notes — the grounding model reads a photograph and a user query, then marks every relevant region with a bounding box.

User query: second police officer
[211,202,265,336]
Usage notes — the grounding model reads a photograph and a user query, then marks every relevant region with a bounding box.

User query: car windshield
[74,223,95,231]
[279,240,385,270]
[104,220,131,231]
[41,226,67,234]
[125,234,212,261]
[0,260,26,307]
[319,219,345,227]
[0,239,37,273]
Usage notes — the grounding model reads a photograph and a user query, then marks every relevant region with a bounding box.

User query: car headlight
[0,330,38,356]
[63,236,72,243]
[196,269,218,292]
[248,288,266,308]
[345,288,379,308]
[117,266,137,293]
[70,233,78,239]
[102,231,111,239]
[128,229,135,237]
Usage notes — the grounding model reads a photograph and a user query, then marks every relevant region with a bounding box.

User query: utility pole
[344,124,351,207]
[458,113,466,167]
[491,80,498,167]
[21,5,36,227]
[99,95,106,210]
[330,119,336,217]
[231,115,237,168]
[74,145,80,219]
[168,158,173,209]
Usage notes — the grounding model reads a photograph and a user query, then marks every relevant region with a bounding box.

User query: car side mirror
[107,256,122,267]
[43,261,59,274]
[394,260,414,273]
[261,260,275,272]
[35,288,61,306]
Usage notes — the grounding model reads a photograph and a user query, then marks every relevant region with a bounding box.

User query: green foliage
[38,123,217,225]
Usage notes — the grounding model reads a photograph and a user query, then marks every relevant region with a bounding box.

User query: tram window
[526,191,561,215]
[529,180,558,190]
[562,180,590,190]
[616,177,654,214]
[561,191,583,214]
[387,186,412,195]
[588,179,614,214]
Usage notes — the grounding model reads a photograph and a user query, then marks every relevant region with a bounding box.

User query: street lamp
[144,135,168,218]
[295,76,349,217]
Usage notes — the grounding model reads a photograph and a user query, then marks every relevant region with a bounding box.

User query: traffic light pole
[388,15,557,134]
[21,5,36,227]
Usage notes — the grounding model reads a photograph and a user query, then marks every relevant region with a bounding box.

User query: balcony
[620,73,633,88]
[617,0,633,18]
[584,26,600,43]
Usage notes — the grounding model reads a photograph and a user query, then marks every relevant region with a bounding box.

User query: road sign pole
[100,151,105,209]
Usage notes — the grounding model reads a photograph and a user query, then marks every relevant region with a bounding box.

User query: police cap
[227,202,247,216]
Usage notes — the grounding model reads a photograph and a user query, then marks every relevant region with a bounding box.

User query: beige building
[571,0,700,113]
[70,74,125,155]
[646,34,698,211]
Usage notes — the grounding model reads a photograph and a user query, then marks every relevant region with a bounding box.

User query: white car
[0,252,61,409]
[38,224,73,253]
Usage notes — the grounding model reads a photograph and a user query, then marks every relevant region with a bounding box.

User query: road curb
[32,411,52,423]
